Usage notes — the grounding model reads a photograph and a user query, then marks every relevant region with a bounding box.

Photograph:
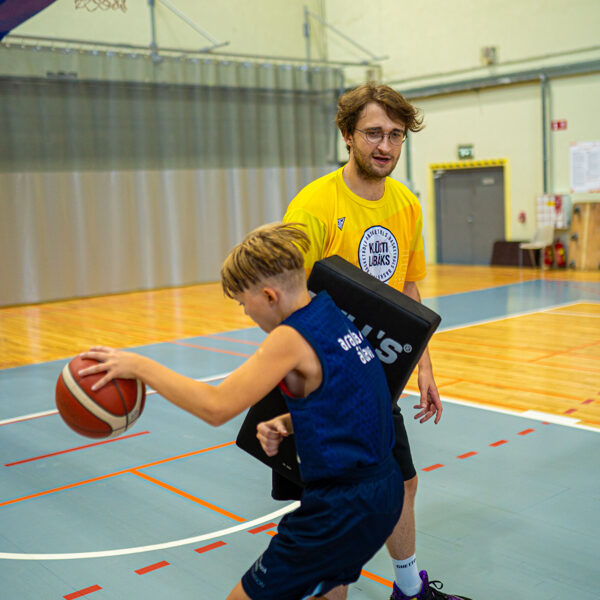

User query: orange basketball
[56,355,146,439]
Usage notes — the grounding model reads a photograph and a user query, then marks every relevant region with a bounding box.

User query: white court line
[0,501,300,561]
[429,300,599,433]
[545,311,600,318]
[0,372,233,426]
[0,409,58,426]
[3,300,596,426]
[437,300,587,333]
[437,394,599,433]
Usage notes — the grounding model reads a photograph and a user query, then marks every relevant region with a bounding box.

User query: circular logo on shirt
[358,226,399,282]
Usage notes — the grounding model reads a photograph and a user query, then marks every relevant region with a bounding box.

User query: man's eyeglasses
[355,129,407,146]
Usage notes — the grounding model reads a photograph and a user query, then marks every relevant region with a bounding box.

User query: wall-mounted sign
[458,144,473,160]
[570,141,600,193]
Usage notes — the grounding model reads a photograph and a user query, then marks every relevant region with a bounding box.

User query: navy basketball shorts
[241,456,403,600]
[271,405,416,501]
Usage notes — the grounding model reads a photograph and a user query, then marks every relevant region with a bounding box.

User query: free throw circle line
[0,501,299,561]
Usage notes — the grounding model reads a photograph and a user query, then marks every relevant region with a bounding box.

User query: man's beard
[353,145,399,181]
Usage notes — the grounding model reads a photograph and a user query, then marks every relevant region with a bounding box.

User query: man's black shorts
[390,404,417,480]
[272,404,416,500]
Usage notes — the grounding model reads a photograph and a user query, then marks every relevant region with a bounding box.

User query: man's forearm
[402,281,433,372]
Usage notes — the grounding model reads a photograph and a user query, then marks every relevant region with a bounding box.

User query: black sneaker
[389,570,473,600]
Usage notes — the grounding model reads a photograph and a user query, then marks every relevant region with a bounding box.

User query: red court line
[4,431,150,467]
[248,522,278,534]
[422,463,444,472]
[490,440,508,447]
[518,428,535,435]
[435,378,463,388]
[48,301,182,338]
[433,376,584,403]
[204,334,261,347]
[527,339,600,364]
[170,340,252,358]
[0,440,236,508]
[64,585,102,599]
[457,451,478,459]
[195,541,227,553]
[361,569,393,588]
[135,560,170,575]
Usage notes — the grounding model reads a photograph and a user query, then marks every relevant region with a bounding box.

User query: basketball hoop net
[74,0,127,12]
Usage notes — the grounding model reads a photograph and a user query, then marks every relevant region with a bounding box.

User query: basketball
[55,355,146,439]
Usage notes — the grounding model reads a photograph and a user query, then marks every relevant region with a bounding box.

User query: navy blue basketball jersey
[280,291,394,482]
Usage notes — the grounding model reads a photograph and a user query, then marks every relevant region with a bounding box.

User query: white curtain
[0,47,343,305]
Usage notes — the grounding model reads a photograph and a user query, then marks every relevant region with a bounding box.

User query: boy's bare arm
[80,327,307,427]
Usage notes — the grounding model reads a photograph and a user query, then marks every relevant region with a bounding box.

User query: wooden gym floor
[1,265,599,599]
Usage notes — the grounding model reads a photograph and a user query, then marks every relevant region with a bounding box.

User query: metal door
[435,166,505,264]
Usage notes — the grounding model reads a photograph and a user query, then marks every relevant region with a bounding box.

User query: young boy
[80,223,403,600]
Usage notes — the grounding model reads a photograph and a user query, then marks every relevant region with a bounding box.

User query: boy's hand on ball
[79,346,140,391]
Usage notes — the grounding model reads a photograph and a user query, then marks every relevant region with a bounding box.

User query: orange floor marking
[131,470,246,522]
[138,441,237,470]
[360,569,393,587]
[0,470,129,508]
[0,441,236,508]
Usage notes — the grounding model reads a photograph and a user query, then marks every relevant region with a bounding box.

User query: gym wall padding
[0,52,343,305]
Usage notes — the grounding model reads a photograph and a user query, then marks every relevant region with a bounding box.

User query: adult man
[283,83,471,600]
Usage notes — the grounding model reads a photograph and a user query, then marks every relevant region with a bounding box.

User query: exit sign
[458,144,474,160]
[551,119,567,130]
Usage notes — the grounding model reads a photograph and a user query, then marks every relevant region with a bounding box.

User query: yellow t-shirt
[283,167,427,292]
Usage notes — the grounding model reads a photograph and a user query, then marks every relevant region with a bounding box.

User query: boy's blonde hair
[221,223,310,298]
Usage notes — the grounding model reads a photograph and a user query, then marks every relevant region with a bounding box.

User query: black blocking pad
[236,255,442,486]
[236,386,302,484]
[308,255,442,399]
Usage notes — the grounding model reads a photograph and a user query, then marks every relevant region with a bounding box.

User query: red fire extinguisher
[554,238,566,268]
[543,244,554,267]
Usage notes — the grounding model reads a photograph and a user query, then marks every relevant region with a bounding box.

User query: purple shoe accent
[390,581,402,600]
[419,570,474,600]
[389,571,473,600]
[389,580,422,600]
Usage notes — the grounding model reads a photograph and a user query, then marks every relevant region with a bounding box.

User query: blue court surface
[1,279,599,600]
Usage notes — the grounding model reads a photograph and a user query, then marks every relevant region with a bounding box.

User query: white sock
[392,554,422,596]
